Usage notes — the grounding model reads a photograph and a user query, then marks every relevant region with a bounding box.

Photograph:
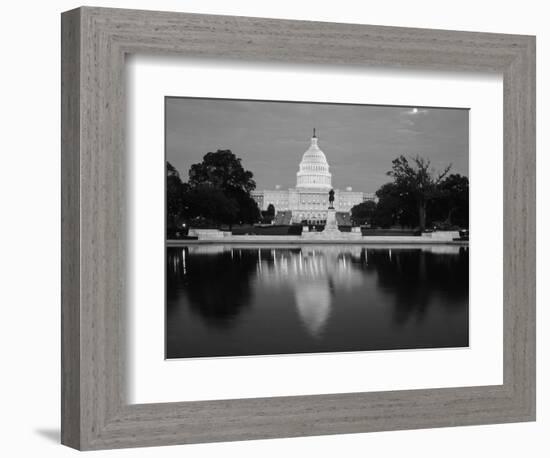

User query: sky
[166,97,469,193]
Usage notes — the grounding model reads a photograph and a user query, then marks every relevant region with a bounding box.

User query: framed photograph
[61,6,536,450]
[164,97,470,359]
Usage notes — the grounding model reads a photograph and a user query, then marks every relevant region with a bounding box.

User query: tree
[182,184,238,227]
[189,150,256,194]
[387,155,451,231]
[188,150,260,226]
[431,174,469,228]
[373,182,417,228]
[166,162,185,230]
[261,203,276,224]
[350,200,377,226]
[231,188,261,225]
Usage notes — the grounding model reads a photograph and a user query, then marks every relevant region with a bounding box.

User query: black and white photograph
[1,0,542,454]
[165,97,470,359]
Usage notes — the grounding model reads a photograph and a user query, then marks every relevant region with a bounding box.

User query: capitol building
[251,130,375,225]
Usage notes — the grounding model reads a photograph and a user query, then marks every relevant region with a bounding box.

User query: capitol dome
[296,130,332,189]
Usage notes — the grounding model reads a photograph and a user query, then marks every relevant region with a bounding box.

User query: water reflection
[294,282,332,336]
[254,247,364,337]
[168,246,257,328]
[366,247,468,325]
[166,244,469,358]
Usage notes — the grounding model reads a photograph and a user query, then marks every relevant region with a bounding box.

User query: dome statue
[296,129,332,190]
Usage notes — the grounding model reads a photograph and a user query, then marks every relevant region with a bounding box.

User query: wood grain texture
[60,8,81,449]
[61,6,536,450]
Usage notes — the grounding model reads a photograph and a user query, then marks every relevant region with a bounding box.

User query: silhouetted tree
[189,149,256,193]
[432,174,469,228]
[350,200,377,226]
[261,203,276,224]
[182,184,238,227]
[387,155,451,231]
[373,182,417,228]
[187,150,260,225]
[166,162,185,231]
[231,188,261,225]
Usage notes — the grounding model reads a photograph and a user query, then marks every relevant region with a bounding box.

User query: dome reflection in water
[166,245,468,359]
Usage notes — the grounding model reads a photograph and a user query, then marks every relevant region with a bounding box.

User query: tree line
[168,150,469,234]
[350,155,468,231]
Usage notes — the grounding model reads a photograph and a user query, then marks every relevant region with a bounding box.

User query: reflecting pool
[166,244,469,358]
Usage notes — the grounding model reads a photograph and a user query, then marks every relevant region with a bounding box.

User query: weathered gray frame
[61,6,536,450]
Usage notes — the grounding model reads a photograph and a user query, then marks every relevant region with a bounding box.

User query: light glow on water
[166,244,468,359]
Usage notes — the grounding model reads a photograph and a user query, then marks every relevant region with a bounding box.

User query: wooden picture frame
[61,6,536,450]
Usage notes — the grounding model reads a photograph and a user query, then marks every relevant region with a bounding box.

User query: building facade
[251,131,375,224]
